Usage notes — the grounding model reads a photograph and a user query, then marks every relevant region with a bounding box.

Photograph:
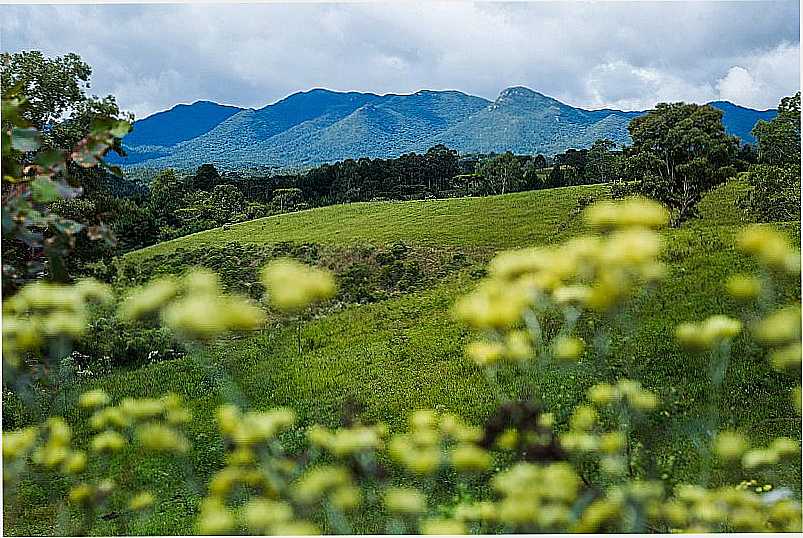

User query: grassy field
[7,180,801,535]
[125,184,604,261]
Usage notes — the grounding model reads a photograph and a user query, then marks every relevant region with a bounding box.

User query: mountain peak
[499,86,540,97]
[495,86,563,108]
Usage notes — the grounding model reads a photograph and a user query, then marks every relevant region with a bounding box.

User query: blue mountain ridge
[112,86,776,169]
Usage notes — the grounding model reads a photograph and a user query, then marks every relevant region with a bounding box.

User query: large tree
[1,50,132,199]
[622,102,738,223]
[1,51,132,286]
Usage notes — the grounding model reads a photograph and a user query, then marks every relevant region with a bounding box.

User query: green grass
[6,180,801,535]
[125,184,604,261]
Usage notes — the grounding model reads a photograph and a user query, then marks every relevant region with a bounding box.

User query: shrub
[740,164,801,222]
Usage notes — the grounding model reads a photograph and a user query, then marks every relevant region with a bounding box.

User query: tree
[740,164,800,222]
[1,86,130,293]
[553,149,588,184]
[741,93,801,221]
[622,102,738,223]
[546,165,565,188]
[190,163,222,191]
[1,51,92,130]
[477,152,525,195]
[148,169,188,225]
[272,188,305,212]
[533,154,548,169]
[210,184,245,221]
[1,51,134,284]
[0,51,132,177]
[752,92,800,166]
[423,144,459,193]
[585,139,619,183]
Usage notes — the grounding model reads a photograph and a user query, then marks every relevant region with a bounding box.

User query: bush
[740,164,801,222]
[75,307,185,369]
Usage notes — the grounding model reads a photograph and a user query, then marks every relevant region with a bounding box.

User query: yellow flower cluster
[384,487,427,515]
[456,199,669,377]
[3,279,112,366]
[737,225,801,274]
[260,258,337,312]
[86,392,192,452]
[551,335,585,362]
[120,269,266,341]
[487,462,581,530]
[198,495,318,536]
[751,306,802,376]
[420,517,467,535]
[583,196,670,231]
[559,380,658,475]
[675,315,742,351]
[741,437,799,469]
[574,481,664,532]
[68,478,115,507]
[216,405,296,446]
[292,465,361,510]
[753,306,801,346]
[714,431,748,460]
[3,391,189,525]
[30,418,86,473]
[197,403,324,535]
[2,426,38,462]
[665,484,801,532]
[725,274,762,301]
[307,423,387,457]
[388,410,484,475]
[586,379,659,411]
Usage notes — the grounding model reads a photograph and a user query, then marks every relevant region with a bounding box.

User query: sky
[1,1,800,120]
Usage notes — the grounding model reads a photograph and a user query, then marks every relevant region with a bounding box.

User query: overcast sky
[1,1,799,119]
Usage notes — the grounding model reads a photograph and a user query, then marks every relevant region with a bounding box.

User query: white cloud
[0,1,798,118]
[716,42,801,109]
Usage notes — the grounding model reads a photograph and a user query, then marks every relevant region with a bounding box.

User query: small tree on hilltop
[477,151,525,195]
[621,102,738,224]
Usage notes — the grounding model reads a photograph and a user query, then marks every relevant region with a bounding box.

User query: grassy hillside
[127,184,604,261]
[8,180,800,535]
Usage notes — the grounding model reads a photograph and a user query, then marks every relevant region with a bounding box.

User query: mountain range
[111,86,777,170]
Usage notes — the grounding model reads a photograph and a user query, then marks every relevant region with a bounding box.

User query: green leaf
[11,127,40,152]
[34,149,65,169]
[102,162,124,177]
[89,117,113,134]
[109,120,132,138]
[30,177,62,203]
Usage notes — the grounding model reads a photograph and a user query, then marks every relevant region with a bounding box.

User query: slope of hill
[114,87,777,170]
[709,100,777,143]
[110,101,243,164]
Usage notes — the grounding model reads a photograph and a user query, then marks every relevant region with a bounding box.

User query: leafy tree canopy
[622,102,738,223]
[752,91,800,166]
